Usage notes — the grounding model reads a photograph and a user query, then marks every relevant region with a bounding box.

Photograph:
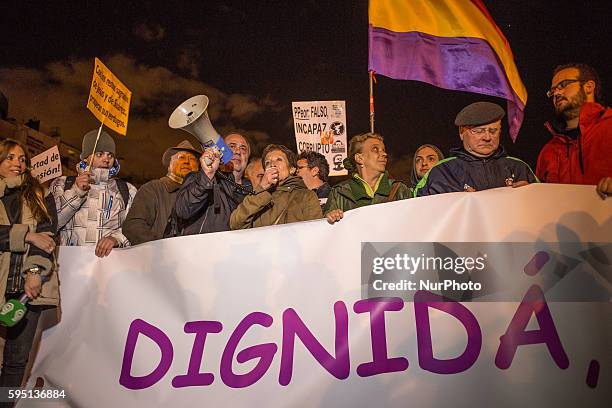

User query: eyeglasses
[468,127,500,136]
[546,79,582,98]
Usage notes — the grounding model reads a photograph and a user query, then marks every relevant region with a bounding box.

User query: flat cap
[454,102,505,127]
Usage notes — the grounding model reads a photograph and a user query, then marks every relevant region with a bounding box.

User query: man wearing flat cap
[51,129,138,257]
[123,140,200,245]
[413,102,537,197]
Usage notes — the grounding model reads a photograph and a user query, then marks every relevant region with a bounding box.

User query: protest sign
[86,58,132,135]
[292,100,348,176]
[29,145,62,183]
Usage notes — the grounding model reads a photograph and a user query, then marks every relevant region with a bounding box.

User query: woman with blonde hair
[324,132,409,224]
[0,139,58,388]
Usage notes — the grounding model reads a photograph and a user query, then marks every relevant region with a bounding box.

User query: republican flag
[369,0,527,140]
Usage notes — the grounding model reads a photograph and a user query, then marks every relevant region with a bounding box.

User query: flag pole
[369,71,375,133]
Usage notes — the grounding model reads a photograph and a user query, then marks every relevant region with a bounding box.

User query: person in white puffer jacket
[51,129,137,258]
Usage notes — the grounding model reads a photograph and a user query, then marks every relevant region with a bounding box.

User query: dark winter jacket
[173,170,251,236]
[413,146,537,197]
[313,181,332,209]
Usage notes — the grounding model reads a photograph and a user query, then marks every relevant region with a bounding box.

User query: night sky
[1,0,610,184]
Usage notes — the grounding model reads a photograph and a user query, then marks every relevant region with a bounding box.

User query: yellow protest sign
[86,58,132,135]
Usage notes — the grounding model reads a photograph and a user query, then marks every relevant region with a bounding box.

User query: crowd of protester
[0,62,610,392]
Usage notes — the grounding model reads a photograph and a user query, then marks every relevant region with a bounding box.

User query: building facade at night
[0,118,80,178]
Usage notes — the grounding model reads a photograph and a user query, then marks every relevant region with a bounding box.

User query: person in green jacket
[324,132,410,224]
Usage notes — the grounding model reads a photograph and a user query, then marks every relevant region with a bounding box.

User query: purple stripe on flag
[369,26,524,140]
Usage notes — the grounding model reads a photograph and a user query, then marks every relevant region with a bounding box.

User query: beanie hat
[80,129,116,160]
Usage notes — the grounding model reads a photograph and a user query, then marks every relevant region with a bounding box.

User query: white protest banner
[86,57,132,136]
[29,145,62,183]
[292,100,348,176]
[25,185,611,407]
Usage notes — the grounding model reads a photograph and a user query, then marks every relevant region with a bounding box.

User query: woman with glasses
[324,132,410,224]
[413,102,537,197]
[0,139,58,388]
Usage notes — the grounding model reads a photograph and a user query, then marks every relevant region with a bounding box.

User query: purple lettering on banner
[119,319,174,390]
[354,297,409,377]
[221,312,278,388]
[495,285,569,369]
[172,321,223,388]
[279,301,349,386]
[414,291,482,374]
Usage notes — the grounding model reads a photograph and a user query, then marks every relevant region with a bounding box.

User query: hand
[95,236,118,258]
[200,148,221,179]
[596,176,612,199]
[25,232,56,254]
[24,273,42,299]
[326,209,344,224]
[75,171,92,191]
[260,166,279,190]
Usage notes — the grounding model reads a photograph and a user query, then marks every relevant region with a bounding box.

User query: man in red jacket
[536,63,612,186]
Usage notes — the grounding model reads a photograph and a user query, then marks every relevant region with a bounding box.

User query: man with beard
[536,63,612,185]
[51,129,137,257]
[414,102,537,196]
[123,140,200,245]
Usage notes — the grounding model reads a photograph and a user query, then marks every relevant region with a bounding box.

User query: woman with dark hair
[324,132,410,224]
[410,144,445,191]
[230,144,322,228]
[0,139,58,389]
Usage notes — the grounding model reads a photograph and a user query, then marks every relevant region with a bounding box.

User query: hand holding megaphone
[200,147,221,179]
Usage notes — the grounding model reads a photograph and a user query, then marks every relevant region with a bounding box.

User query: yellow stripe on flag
[369,0,527,105]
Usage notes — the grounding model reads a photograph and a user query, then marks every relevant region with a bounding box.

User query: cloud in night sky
[133,23,166,42]
[0,54,276,182]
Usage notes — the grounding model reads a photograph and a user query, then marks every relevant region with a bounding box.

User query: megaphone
[168,95,233,164]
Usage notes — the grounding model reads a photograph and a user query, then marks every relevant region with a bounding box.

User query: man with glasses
[536,63,612,186]
[296,150,331,208]
[414,102,537,196]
